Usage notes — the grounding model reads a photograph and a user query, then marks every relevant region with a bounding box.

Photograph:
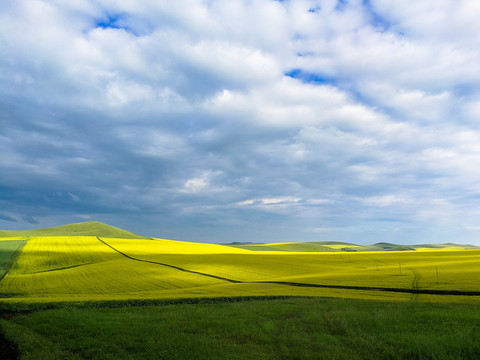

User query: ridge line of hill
[1,221,478,250]
[0,221,148,239]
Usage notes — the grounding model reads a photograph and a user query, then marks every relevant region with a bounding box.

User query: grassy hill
[0,221,149,239]
[2,222,478,250]
[226,242,341,252]
[411,243,480,250]
[225,240,478,252]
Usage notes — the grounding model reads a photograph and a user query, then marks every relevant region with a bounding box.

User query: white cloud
[181,176,210,194]
[180,170,227,194]
[236,197,301,207]
[360,82,451,122]
[106,80,154,106]
[2,0,480,243]
[306,227,332,233]
[358,195,414,207]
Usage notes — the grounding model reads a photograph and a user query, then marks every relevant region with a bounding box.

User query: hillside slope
[0,221,148,239]
[225,240,479,252]
[0,223,479,303]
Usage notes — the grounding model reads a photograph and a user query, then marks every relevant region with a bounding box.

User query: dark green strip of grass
[1,297,479,360]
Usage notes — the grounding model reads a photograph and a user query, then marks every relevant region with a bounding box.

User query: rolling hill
[0,221,149,239]
[0,222,479,304]
[224,240,479,252]
[2,222,478,251]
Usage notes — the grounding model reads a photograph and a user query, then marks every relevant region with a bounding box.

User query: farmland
[1,222,479,359]
[0,222,479,304]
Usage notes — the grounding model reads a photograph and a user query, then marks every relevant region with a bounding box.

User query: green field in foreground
[1,297,479,360]
[0,222,479,304]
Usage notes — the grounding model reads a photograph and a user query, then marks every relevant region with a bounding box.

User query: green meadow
[1,298,479,360]
[1,222,479,359]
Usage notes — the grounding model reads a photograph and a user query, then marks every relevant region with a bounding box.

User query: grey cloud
[0,214,17,222]
[22,215,39,224]
[2,0,480,244]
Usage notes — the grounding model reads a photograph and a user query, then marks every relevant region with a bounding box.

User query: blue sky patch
[285,69,337,86]
[94,13,138,34]
[362,0,392,32]
[335,0,348,11]
[95,14,124,29]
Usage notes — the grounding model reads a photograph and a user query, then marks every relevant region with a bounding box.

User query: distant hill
[1,222,478,250]
[225,240,479,252]
[0,221,149,239]
[358,242,416,252]
[411,243,480,250]
[226,242,342,252]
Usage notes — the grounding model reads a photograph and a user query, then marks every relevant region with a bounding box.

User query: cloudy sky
[2,0,480,244]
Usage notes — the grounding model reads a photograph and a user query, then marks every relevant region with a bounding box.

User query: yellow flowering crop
[0,235,479,303]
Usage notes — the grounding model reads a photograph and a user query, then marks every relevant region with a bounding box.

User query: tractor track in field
[97,237,480,297]
[409,269,420,290]
[32,263,94,274]
[409,268,420,300]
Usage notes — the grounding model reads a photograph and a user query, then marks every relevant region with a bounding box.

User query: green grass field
[1,222,479,359]
[1,297,479,360]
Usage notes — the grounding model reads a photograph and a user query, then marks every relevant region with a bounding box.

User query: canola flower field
[1,230,479,304]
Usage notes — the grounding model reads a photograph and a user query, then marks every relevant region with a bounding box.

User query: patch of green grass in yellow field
[0,239,26,280]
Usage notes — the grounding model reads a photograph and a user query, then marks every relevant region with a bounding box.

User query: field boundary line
[96,237,480,297]
[255,281,480,296]
[96,237,242,283]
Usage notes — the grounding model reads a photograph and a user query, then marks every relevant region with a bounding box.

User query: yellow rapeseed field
[0,235,479,303]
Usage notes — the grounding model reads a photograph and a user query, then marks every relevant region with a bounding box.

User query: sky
[1,0,480,244]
